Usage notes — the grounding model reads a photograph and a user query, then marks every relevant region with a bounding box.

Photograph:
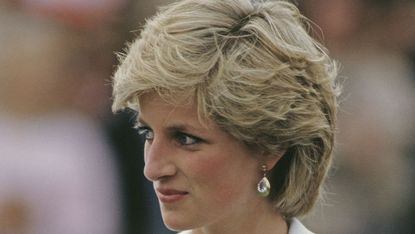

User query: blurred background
[0,0,413,233]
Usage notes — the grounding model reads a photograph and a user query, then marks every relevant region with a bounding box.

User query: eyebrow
[137,117,148,126]
[137,117,207,134]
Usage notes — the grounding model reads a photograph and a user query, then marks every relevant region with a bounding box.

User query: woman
[112,0,339,233]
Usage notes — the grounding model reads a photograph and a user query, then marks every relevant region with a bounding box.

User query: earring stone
[257,165,271,197]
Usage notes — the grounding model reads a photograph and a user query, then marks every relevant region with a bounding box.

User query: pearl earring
[257,165,270,197]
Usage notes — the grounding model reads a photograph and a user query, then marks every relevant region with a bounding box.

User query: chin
[161,211,197,232]
[163,219,189,232]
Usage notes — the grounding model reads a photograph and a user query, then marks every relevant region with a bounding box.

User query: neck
[191,199,288,234]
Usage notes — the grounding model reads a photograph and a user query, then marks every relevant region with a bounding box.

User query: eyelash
[136,126,154,141]
[173,132,202,146]
[135,125,202,146]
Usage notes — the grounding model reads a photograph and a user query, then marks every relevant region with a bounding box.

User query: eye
[174,132,201,146]
[137,126,154,141]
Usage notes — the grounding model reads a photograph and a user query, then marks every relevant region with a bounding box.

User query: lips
[156,188,189,203]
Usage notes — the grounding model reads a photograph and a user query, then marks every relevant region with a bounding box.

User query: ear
[263,147,287,170]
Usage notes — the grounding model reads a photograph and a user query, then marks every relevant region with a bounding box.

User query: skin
[138,92,287,234]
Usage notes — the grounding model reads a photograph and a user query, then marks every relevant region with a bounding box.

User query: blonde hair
[112,0,339,218]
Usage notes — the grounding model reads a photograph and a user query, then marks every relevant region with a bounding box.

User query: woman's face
[138,93,263,231]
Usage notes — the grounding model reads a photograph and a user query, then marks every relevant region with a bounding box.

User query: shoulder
[288,218,314,234]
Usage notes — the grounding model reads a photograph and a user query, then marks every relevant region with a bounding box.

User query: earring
[257,165,271,197]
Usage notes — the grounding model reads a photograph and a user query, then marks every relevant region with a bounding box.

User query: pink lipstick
[156,188,189,203]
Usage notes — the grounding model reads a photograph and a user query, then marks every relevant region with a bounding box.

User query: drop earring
[257,165,270,197]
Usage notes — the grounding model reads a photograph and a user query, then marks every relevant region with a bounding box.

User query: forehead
[139,91,195,114]
[138,92,209,128]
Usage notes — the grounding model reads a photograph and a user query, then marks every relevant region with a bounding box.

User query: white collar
[288,218,314,234]
[177,218,313,234]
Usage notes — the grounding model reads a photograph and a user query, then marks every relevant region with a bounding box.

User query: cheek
[191,152,257,204]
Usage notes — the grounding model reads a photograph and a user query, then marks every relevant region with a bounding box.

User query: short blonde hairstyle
[112,0,339,218]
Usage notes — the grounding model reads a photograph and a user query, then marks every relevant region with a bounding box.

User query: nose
[143,137,176,182]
